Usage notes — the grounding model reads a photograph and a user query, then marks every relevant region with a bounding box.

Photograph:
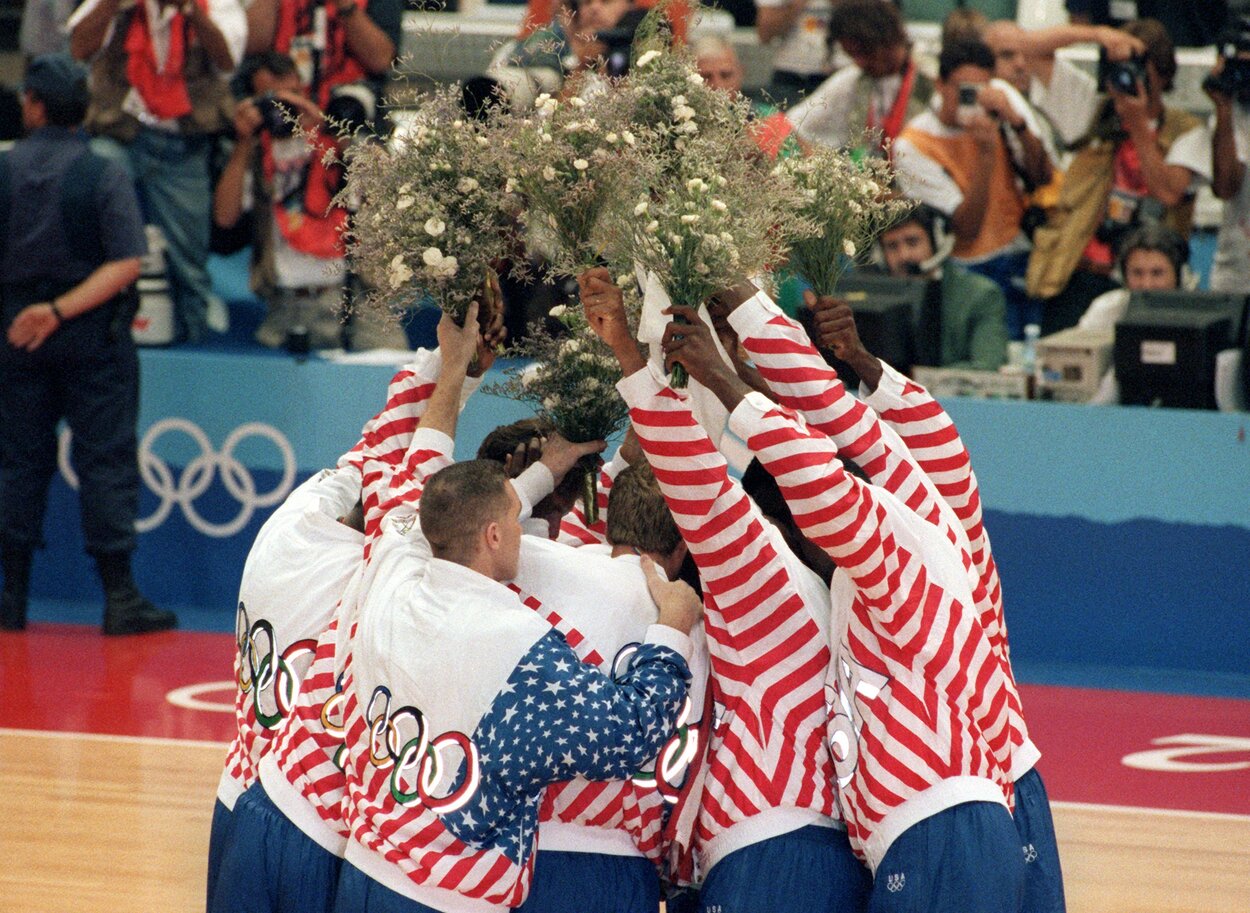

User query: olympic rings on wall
[58,418,297,538]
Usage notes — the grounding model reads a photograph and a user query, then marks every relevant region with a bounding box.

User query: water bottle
[1022,323,1041,399]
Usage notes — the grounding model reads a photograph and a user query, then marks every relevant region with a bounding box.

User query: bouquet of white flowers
[773,147,913,296]
[601,129,810,386]
[485,301,639,523]
[508,91,640,277]
[342,85,517,322]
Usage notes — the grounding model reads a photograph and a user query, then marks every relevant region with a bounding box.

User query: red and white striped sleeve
[556,450,629,546]
[616,368,837,849]
[726,392,1008,747]
[618,369,830,666]
[861,361,1003,632]
[726,294,945,530]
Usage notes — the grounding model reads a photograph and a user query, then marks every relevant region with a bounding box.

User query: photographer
[1205,16,1250,293]
[482,0,642,110]
[212,52,361,351]
[1024,19,1210,333]
[894,38,1051,339]
[243,0,400,119]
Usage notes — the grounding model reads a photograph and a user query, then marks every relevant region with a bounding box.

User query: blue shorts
[869,801,1025,913]
[210,782,342,913]
[513,850,660,913]
[1013,768,1066,913]
[207,798,234,911]
[699,824,871,913]
[333,861,444,913]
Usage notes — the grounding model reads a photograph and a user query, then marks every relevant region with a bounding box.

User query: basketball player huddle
[205,271,1065,913]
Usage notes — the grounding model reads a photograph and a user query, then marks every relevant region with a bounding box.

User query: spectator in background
[1076,223,1187,404]
[1024,19,1209,334]
[212,53,370,352]
[894,38,1051,339]
[483,0,642,107]
[785,0,933,159]
[69,0,246,344]
[694,34,800,157]
[940,5,988,45]
[242,0,401,115]
[873,203,1007,371]
[20,0,78,60]
[1,54,174,636]
[1205,29,1250,293]
[754,0,836,106]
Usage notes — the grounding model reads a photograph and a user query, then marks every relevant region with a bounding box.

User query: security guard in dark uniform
[0,54,175,635]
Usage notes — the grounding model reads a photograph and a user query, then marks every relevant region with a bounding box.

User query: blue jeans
[91,128,218,342]
[964,249,1037,341]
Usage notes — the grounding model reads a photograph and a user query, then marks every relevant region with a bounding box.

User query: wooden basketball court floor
[2,625,1248,913]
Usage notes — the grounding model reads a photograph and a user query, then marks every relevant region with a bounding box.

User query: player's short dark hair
[938,38,997,81]
[477,417,556,464]
[829,0,908,53]
[419,461,512,562]
[606,462,683,557]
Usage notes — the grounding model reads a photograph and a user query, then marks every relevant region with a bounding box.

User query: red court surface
[2,624,1248,817]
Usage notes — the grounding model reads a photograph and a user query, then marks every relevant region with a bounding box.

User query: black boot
[1,542,32,632]
[95,551,177,636]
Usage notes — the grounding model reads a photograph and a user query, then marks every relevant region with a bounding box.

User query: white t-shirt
[787,64,904,149]
[755,0,833,78]
[1033,56,1100,149]
[69,0,246,131]
[1212,106,1250,293]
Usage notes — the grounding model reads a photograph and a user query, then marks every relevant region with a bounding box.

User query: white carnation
[396,195,415,211]
[686,178,707,193]
[457,177,479,193]
[621,131,636,146]
[573,158,589,171]
[505,177,517,194]
[543,165,558,181]
[843,239,857,257]
[681,214,700,224]
[636,50,661,68]
[422,247,445,266]
[549,304,569,318]
[605,132,619,144]
[388,254,413,289]
[569,96,586,108]
[675,121,699,135]
[672,105,696,122]
[687,72,704,85]
[634,201,649,216]
[424,218,446,237]
[645,220,659,234]
[711,199,727,212]
[671,95,688,107]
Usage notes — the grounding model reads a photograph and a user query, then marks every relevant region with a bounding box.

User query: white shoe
[206,296,230,334]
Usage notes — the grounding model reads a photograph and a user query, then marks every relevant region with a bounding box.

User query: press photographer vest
[85,1,234,142]
[1025,103,1200,300]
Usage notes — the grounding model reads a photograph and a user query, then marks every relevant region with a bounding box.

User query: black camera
[253,91,297,138]
[1098,50,1148,95]
[325,83,376,134]
[1203,17,1250,104]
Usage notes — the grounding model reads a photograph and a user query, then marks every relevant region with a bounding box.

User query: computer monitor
[1127,290,1248,346]
[1115,308,1233,409]
[832,272,934,374]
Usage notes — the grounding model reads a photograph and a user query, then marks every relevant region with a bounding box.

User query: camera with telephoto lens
[1202,15,1250,105]
[1098,49,1148,95]
[253,91,297,138]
